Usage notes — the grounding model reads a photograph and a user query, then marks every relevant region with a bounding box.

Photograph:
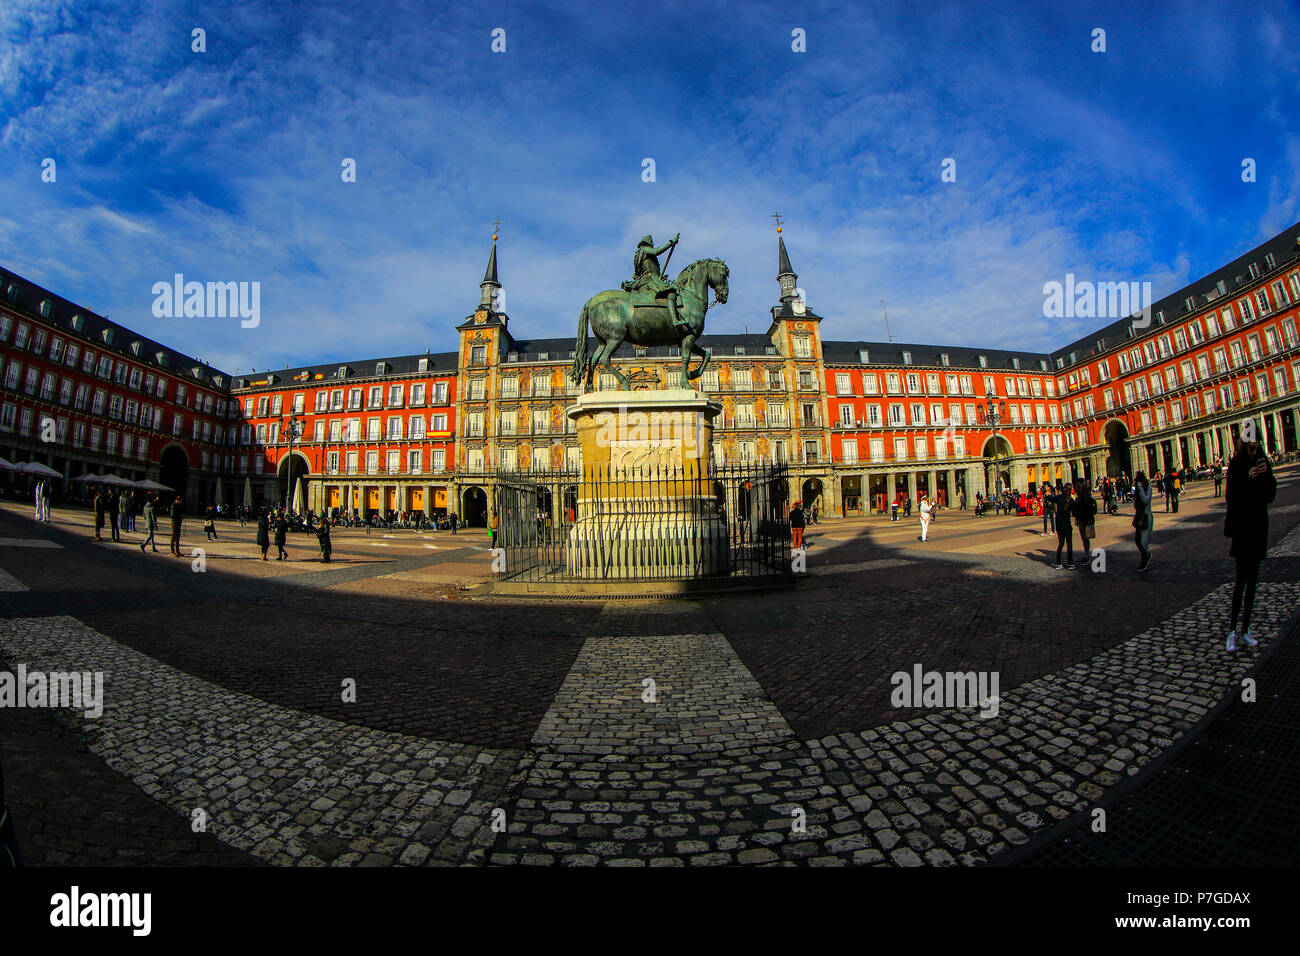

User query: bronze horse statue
[571,257,729,391]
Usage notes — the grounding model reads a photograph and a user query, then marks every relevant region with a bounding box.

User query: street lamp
[977,390,1008,496]
[279,413,305,513]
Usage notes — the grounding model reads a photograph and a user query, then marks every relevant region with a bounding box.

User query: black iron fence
[492,462,791,583]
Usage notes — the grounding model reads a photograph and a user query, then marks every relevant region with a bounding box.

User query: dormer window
[858,349,869,364]
[39,299,52,318]
[901,351,912,365]
[1039,360,1048,371]
[538,352,548,361]
[418,357,430,371]
[131,341,143,355]
[940,353,950,366]
[1184,296,1194,313]
[507,352,518,362]
[765,346,776,355]
[1012,357,1020,370]
[70,313,84,332]
[101,328,114,345]
[734,346,744,355]
[375,362,387,376]
[4,284,16,302]
[338,365,349,379]
[978,355,987,368]
[155,351,169,368]
[1248,262,1261,279]
[1265,252,1276,270]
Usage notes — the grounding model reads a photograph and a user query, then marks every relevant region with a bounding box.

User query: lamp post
[978,390,1008,497]
[280,413,305,513]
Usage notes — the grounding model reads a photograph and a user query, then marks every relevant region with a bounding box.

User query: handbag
[1133,512,1148,531]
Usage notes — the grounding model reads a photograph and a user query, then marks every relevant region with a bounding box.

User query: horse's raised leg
[679,335,695,388]
[599,332,631,390]
[687,341,711,383]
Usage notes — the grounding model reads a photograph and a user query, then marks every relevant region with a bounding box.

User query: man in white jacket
[919,495,933,542]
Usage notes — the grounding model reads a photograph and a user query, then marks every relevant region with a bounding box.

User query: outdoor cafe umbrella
[98,474,135,488]
[242,477,252,509]
[0,455,19,472]
[214,479,224,507]
[133,478,173,492]
[292,476,305,513]
[18,461,61,478]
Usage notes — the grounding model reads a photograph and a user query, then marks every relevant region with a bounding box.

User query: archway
[801,477,823,510]
[461,486,487,526]
[1102,420,1131,477]
[980,435,1013,495]
[277,451,310,512]
[159,444,189,506]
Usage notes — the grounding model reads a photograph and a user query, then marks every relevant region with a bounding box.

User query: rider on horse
[621,233,691,335]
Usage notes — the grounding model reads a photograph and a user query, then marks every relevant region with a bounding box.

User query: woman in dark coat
[1224,437,1276,650]
[1132,472,1153,571]
[256,508,271,561]
[1072,483,1098,563]
[274,510,289,561]
[92,487,105,541]
[316,519,332,563]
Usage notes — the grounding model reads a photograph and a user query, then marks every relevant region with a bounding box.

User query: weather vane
[492,218,501,241]
[771,211,784,233]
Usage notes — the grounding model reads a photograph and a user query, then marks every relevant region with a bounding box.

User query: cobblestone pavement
[2,472,1298,865]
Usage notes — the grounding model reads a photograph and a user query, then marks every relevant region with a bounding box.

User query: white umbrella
[134,478,173,491]
[214,480,224,507]
[18,462,61,478]
[99,474,135,488]
[292,476,305,513]
[242,477,252,509]
[73,472,103,483]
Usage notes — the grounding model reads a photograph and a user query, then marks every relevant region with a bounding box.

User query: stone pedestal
[566,389,727,579]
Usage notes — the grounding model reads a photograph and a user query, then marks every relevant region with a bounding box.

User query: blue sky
[1,0,1297,374]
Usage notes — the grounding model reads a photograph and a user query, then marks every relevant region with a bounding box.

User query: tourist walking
[274,511,289,560]
[204,505,219,541]
[108,489,121,542]
[1224,437,1276,651]
[169,496,183,556]
[1052,483,1075,569]
[1073,483,1098,565]
[139,494,159,553]
[1132,472,1153,571]
[256,507,270,560]
[316,518,332,563]
[1040,487,1054,536]
[1213,459,1224,497]
[93,486,105,541]
[39,480,51,522]
[918,494,933,542]
[790,500,805,549]
[33,480,43,522]
[488,509,499,549]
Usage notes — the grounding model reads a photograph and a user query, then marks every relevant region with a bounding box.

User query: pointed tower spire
[777,234,798,304]
[479,237,500,310]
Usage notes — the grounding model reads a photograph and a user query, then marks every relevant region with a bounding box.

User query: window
[886,373,902,394]
[469,379,486,401]
[769,369,785,390]
[366,451,379,474]
[945,374,959,395]
[893,438,907,461]
[431,413,448,431]
[866,405,881,427]
[836,373,852,395]
[870,439,884,462]
[387,416,402,439]
[767,402,788,426]
[411,383,426,405]
[532,446,550,471]
[432,448,446,472]
[65,343,79,368]
[888,404,904,426]
[793,336,812,358]
[532,375,551,397]
[841,440,858,464]
[409,416,425,439]
[271,394,282,415]
[532,409,549,434]
[838,404,853,426]
[386,450,399,474]
[798,369,814,390]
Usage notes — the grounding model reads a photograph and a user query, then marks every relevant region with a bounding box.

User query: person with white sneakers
[918,494,933,542]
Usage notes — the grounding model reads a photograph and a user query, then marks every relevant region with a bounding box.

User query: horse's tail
[571,303,588,384]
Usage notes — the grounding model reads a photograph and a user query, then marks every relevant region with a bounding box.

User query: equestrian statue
[571,232,728,391]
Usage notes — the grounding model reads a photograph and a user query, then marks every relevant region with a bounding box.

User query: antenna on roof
[881,300,895,343]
